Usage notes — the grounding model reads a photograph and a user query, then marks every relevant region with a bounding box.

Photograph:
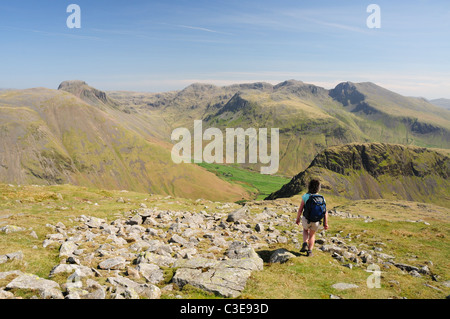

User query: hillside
[329,82,450,147]
[110,80,450,175]
[0,87,248,202]
[0,183,449,299]
[430,98,450,110]
[266,143,450,207]
[59,81,171,144]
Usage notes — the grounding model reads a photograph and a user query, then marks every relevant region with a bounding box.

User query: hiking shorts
[301,216,321,232]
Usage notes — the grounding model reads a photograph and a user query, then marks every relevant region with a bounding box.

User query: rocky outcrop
[210,92,262,120]
[0,251,23,265]
[58,80,119,108]
[172,244,263,298]
[266,143,450,202]
[329,82,366,107]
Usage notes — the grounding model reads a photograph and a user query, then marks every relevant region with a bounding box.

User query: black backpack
[304,194,326,223]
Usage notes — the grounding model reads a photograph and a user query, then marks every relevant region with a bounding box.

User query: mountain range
[0,79,449,202]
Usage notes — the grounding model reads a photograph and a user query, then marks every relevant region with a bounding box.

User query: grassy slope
[339,83,450,150]
[0,89,249,202]
[0,184,448,299]
[244,195,450,299]
[196,163,290,200]
[354,82,450,127]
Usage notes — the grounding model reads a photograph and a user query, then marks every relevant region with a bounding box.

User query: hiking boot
[307,250,313,257]
[300,242,308,253]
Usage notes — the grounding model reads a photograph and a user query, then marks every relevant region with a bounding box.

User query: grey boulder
[6,273,63,299]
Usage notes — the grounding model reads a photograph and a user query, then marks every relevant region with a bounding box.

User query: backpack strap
[303,193,311,222]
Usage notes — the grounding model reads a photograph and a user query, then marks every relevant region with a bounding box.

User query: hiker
[295,179,329,257]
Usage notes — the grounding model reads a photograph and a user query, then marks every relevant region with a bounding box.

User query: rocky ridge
[266,143,450,203]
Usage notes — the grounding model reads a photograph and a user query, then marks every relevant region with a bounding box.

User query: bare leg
[303,229,309,245]
[308,230,316,251]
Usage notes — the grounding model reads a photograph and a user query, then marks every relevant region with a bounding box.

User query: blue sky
[0,0,449,98]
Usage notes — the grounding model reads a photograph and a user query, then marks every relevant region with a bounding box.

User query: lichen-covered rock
[0,289,15,299]
[59,241,78,257]
[98,257,127,270]
[49,264,94,278]
[107,276,161,299]
[173,266,252,298]
[226,205,249,223]
[332,283,359,290]
[172,250,263,298]
[0,225,25,234]
[6,273,63,299]
[136,263,164,284]
[269,248,296,264]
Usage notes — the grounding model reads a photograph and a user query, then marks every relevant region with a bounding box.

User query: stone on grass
[172,251,263,298]
[98,257,127,270]
[169,234,189,246]
[137,263,164,284]
[107,276,161,299]
[226,205,249,223]
[6,273,63,299]
[85,217,105,229]
[0,225,25,234]
[49,264,94,278]
[269,248,295,264]
[331,283,359,290]
[0,289,15,299]
[59,241,78,257]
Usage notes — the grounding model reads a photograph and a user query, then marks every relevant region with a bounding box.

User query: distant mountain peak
[58,80,119,108]
[182,83,219,91]
[217,92,253,115]
[274,79,305,89]
[329,82,366,106]
[57,80,88,90]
